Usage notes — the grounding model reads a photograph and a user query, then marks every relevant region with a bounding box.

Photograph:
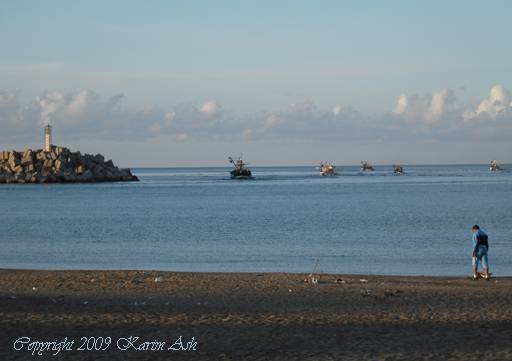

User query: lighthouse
[44,124,52,152]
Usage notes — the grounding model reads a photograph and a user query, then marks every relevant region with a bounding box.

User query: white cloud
[265,114,286,128]
[392,89,456,124]
[332,105,344,116]
[37,91,64,125]
[65,90,95,118]
[199,100,220,116]
[1,86,511,145]
[164,111,175,121]
[288,100,315,115]
[464,85,512,120]
[426,89,455,122]
[393,95,408,115]
[0,90,21,128]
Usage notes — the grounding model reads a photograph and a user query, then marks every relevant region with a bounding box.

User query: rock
[8,153,19,168]
[21,150,34,165]
[54,170,65,181]
[36,151,46,161]
[120,168,139,181]
[0,146,138,184]
[79,170,94,182]
[63,174,77,182]
[54,159,67,171]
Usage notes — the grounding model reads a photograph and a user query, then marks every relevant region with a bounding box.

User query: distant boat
[393,164,404,175]
[360,161,374,171]
[228,156,252,179]
[490,160,502,172]
[318,161,339,176]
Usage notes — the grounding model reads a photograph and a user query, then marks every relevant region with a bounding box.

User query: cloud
[175,133,189,141]
[392,89,456,124]
[199,100,221,116]
[1,86,511,145]
[265,114,286,128]
[393,95,408,115]
[463,84,512,120]
[0,89,165,139]
[332,105,344,116]
[0,90,22,128]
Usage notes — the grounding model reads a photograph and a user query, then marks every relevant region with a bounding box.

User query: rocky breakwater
[0,147,138,184]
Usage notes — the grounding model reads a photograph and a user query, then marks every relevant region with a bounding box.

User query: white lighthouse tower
[44,124,52,152]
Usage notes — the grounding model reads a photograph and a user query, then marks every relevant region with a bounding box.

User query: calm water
[0,165,511,276]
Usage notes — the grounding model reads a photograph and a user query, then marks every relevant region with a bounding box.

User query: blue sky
[1,1,512,166]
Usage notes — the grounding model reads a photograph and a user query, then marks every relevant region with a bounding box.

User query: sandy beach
[1,270,511,360]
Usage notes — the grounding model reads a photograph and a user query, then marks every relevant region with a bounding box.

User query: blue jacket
[472,229,489,253]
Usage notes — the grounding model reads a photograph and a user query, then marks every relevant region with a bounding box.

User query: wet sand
[1,269,511,360]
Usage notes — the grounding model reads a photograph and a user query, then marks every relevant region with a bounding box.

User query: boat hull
[230,170,252,179]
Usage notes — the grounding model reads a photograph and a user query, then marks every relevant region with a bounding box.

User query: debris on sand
[303,259,322,284]
[304,275,318,284]
[361,289,373,297]
[384,289,402,297]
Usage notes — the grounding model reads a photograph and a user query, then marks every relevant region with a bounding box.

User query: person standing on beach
[471,225,490,280]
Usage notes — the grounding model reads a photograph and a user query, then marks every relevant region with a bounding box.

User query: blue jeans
[472,245,489,270]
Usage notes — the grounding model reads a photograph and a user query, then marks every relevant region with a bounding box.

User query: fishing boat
[318,161,339,176]
[490,160,501,171]
[360,160,374,171]
[228,156,252,179]
[393,164,404,175]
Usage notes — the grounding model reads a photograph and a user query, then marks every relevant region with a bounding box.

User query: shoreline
[2,267,507,278]
[0,267,495,276]
[1,269,512,360]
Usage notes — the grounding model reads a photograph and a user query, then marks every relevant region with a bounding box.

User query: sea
[1,165,511,276]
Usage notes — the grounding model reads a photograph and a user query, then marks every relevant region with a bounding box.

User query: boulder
[63,174,77,182]
[21,149,34,164]
[80,170,94,182]
[36,151,46,161]
[0,146,138,184]
[54,159,68,171]
[8,153,19,168]
[14,172,26,182]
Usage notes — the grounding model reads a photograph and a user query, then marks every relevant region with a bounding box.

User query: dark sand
[1,270,511,360]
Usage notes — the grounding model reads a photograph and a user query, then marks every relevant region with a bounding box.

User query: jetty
[0,147,138,184]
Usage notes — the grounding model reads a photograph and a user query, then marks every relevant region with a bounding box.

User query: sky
[1,0,512,166]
